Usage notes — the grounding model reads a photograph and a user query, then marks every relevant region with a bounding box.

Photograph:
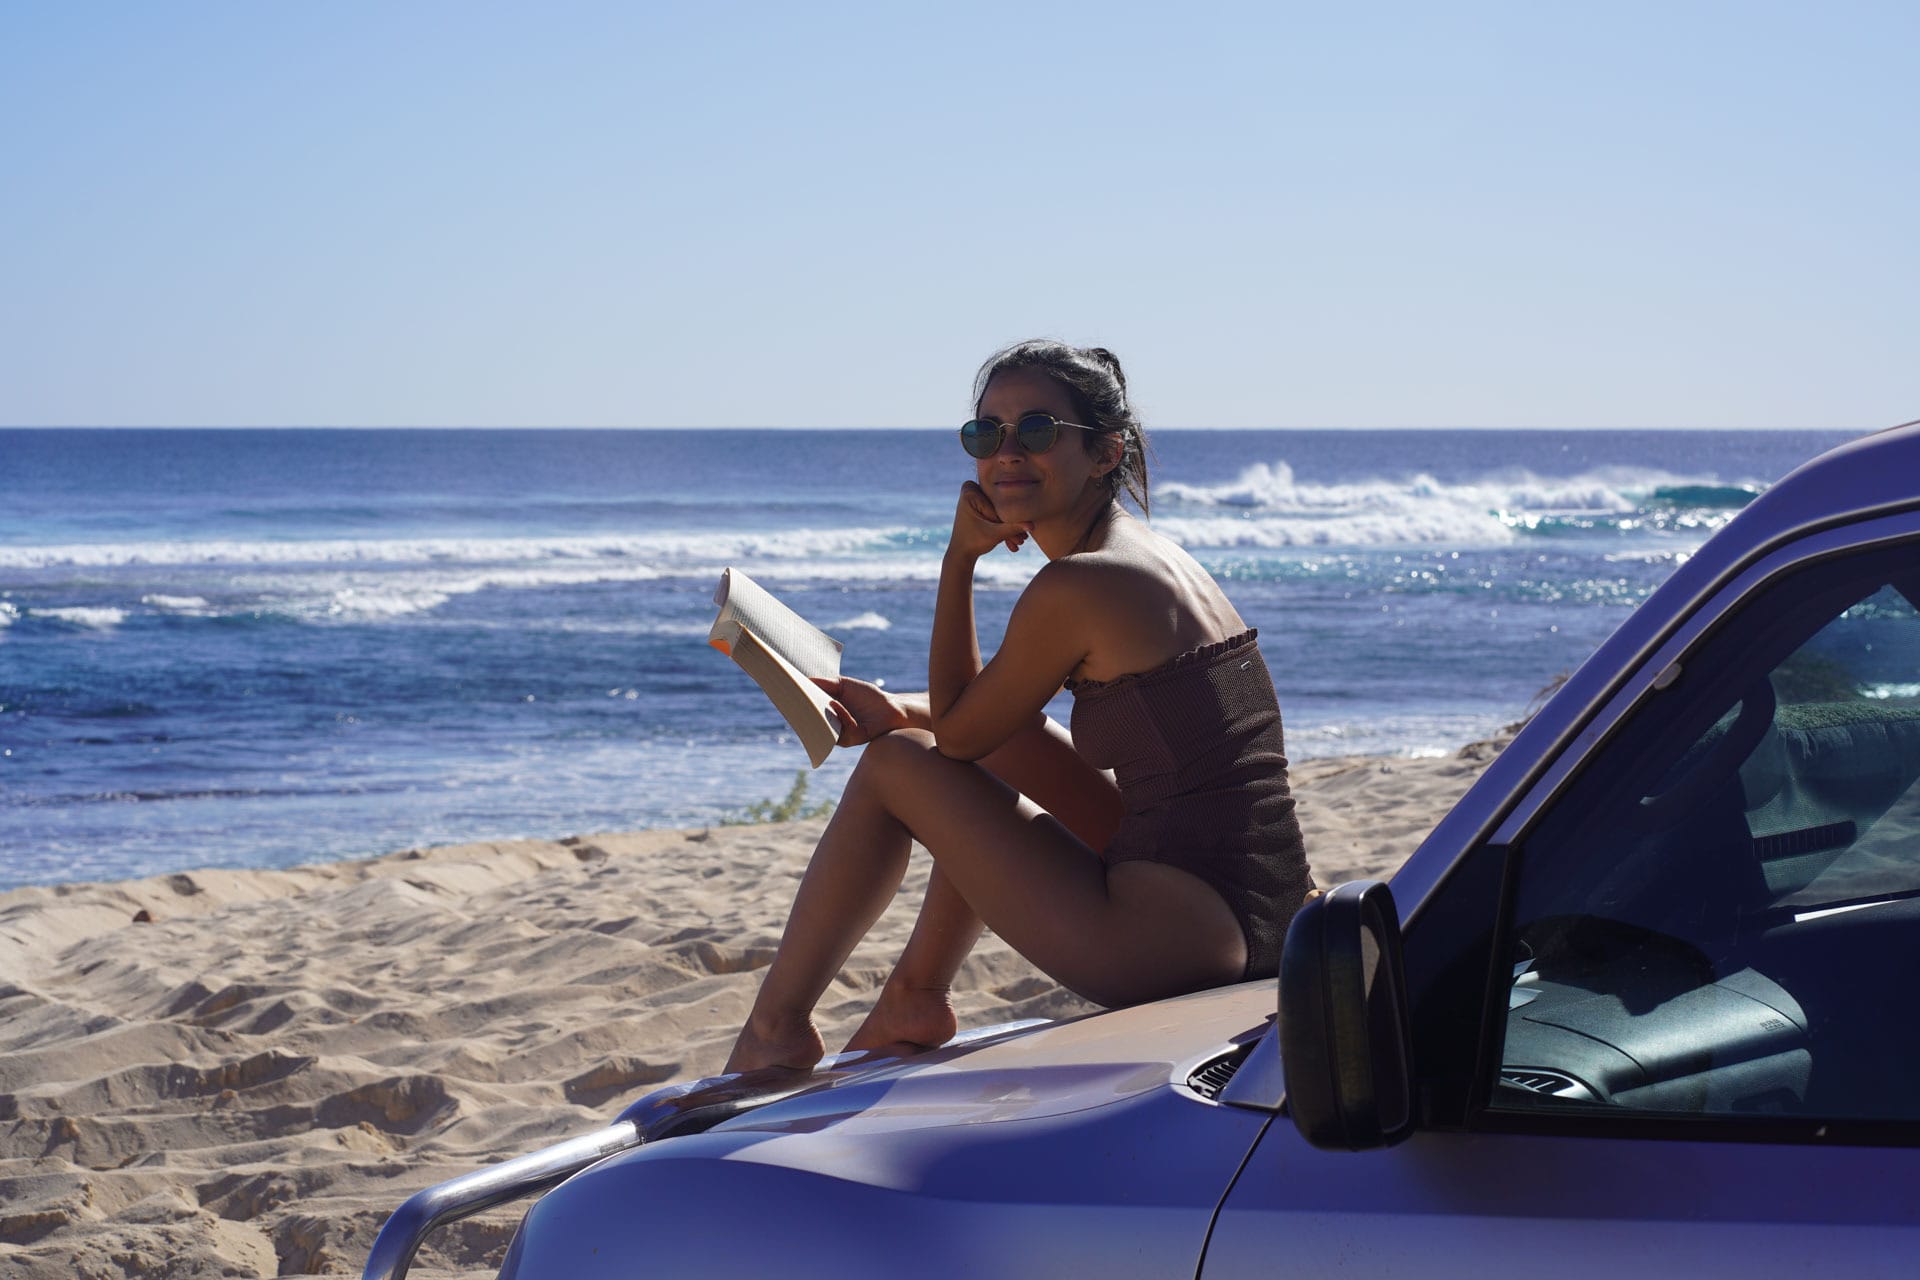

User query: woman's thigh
[863,731,1244,1006]
[976,715,1124,852]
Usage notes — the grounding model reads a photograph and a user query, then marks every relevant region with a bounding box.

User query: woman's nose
[993,426,1024,458]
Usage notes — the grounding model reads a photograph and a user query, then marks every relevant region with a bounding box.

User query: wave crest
[141,594,213,613]
[1155,460,1764,547]
[34,606,128,629]
[823,612,892,632]
[0,527,910,571]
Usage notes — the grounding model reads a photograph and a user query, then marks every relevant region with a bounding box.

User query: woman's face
[972,369,1114,525]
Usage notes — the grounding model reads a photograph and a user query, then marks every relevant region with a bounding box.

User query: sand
[0,737,1506,1278]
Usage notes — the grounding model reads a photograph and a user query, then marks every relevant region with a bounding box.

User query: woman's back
[1045,514,1248,687]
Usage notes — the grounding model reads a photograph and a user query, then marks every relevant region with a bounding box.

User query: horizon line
[0,422,1865,433]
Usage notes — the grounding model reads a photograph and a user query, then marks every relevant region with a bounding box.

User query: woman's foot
[843,981,958,1056]
[725,1013,825,1074]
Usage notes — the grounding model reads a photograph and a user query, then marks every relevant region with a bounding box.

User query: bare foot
[844,982,958,1056]
[725,1014,825,1074]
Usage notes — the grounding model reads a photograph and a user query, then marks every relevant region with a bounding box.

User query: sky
[1,2,1913,430]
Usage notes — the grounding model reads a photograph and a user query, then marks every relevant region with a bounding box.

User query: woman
[726,340,1313,1073]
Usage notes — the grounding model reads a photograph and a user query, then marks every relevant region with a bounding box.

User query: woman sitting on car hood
[727,340,1316,1073]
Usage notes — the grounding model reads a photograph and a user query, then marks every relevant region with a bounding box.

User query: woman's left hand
[815,676,913,747]
[951,481,1029,559]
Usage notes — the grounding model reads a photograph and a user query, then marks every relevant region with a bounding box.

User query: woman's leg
[840,865,980,1054]
[728,728,1241,1072]
[843,717,1122,1054]
[725,746,923,1072]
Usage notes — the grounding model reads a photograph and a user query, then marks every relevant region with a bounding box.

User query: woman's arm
[931,563,1093,759]
[926,480,1106,760]
[928,480,1019,725]
[928,538,986,726]
[928,501,1096,760]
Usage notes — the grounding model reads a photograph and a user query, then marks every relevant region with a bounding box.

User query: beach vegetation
[721,771,836,825]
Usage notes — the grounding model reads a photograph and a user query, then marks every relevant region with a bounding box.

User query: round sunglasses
[959,413,1100,459]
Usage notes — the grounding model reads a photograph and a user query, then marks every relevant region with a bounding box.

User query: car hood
[506,981,1281,1279]
[615,977,1277,1145]
[719,978,1276,1136]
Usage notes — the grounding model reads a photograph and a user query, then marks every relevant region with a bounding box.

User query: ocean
[0,426,1854,889]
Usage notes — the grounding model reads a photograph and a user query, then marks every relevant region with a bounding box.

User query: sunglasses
[959,413,1100,459]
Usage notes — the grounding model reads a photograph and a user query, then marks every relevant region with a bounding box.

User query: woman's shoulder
[1025,542,1155,600]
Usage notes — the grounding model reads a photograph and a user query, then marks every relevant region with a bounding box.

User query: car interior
[1494,547,1920,1122]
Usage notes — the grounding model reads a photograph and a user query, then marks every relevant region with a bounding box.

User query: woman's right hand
[950,481,1029,559]
[815,676,915,748]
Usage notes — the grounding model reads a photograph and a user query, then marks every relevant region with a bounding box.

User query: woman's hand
[815,676,916,747]
[950,481,1030,560]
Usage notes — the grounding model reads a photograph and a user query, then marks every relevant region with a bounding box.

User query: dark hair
[972,339,1152,515]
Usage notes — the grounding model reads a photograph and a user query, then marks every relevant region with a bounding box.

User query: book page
[729,627,843,768]
[709,568,842,680]
[709,567,846,768]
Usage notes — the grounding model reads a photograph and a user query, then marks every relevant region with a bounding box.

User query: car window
[1491,543,1920,1123]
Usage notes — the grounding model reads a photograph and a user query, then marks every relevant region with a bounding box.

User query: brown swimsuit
[1068,629,1314,980]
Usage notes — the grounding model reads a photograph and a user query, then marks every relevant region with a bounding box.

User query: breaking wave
[1154,461,1764,548]
[0,526,910,571]
[141,594,213,613]
[33,606,128,629]
[822,612,892,632]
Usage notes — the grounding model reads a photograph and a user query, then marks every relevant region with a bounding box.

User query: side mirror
[1279,880,1415,1151]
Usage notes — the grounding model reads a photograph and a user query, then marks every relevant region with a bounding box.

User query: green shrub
[721,771,836,826]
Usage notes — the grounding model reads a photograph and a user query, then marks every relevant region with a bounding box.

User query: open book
[708,568,845,768]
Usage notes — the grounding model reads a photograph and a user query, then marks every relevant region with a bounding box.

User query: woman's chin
[985,501,1036,525]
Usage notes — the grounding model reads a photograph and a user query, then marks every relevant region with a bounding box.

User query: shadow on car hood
[700,978,1275,1136]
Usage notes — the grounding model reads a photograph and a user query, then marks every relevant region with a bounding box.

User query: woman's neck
[1036,491,1118,560]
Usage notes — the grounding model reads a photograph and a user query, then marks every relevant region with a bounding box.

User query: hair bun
[1083,347,1127,396]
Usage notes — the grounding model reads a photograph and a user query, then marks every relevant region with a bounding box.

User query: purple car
[369,421,1920,1279]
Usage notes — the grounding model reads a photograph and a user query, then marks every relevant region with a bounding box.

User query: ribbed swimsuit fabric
[1067,629,1314,980]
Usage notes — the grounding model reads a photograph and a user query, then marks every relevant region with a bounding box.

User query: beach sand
[0,736,1507,1278]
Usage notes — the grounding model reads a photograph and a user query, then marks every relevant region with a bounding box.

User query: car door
[1205,524,1920,1277]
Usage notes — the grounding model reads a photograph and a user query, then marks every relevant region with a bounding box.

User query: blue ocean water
[0,426,1854,888]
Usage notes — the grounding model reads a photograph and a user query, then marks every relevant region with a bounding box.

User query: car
[366,421,1920,1279]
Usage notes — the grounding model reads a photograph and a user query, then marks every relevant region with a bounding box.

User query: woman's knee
[854,728,941,787]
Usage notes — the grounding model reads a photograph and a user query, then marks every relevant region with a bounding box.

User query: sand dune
[0,740,1502,1277]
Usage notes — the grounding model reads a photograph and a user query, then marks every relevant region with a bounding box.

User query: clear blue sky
[2,2,1913,429]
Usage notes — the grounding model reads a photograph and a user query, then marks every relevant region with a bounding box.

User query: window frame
[1449,514,1920,1148]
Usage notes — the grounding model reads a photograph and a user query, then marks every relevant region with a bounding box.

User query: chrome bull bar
[361,1119,643,1280]
[362,1019,1051,1280]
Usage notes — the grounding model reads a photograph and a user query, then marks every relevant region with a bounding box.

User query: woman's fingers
[956,482,1025,557]
[826,699,857,746]
[960,480,999,522]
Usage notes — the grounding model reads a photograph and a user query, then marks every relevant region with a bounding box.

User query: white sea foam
[141,594,213,612]
[1154,461,1759,549]
[1154,510,1521,549]
[325,587,453,619]
[619,620,718,637]
[822,612,891,632]
[0,601,17,627]
[35,606,128,629]
[309,562,681,620]
[0,527,911,571]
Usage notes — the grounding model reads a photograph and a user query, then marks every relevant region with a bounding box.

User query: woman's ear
[1097,434,1123,477]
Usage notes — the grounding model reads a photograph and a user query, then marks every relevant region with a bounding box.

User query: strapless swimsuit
[1068,629,1314,979]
